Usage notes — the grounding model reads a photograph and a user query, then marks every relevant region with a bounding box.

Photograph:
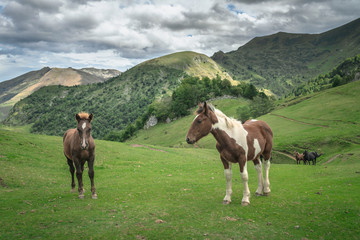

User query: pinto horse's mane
[197,104,240,129]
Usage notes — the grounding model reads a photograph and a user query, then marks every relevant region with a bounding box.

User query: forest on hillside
[289,54,360,97]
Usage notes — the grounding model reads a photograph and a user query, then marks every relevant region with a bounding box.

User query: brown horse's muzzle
[186,136,196,144]
[81,139,89,150]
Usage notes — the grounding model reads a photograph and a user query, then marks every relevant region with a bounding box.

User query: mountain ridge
[0,67,121,120]
[212,17,360,96]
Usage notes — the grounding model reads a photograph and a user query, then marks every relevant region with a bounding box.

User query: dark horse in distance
[303,150,323,165]
[63,112,97,199]
[186,102,273,206]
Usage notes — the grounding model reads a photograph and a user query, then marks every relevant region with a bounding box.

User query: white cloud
[0,0,359,81]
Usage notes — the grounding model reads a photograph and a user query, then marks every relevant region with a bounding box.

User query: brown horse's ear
[89,113,93,122]
[203,102,209,116]
[75,113,81,122]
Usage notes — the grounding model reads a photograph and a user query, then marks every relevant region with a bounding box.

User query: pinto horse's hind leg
[66,157,76,193]
[253,158,264,196]
[88,156,97,199]
[263,159,271,195]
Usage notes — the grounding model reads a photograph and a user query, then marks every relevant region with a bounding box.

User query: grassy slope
[129,81,360,165]
[142,51,236,85]
[1,127,359,239]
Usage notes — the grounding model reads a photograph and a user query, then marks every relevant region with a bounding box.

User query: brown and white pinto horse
[186,102,273,206]
[63,112,97,199]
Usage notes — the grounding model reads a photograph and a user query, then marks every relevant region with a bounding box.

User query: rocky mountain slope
[0,67,120,120]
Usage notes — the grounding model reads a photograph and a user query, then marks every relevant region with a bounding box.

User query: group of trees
[289,54,360,97]
[106,76,266,142]
[236,93,275,123]
[170,76,258,118]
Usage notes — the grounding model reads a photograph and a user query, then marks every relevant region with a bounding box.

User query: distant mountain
[4,51,233,138]
[0,67,121,120]
[212,18,360,96]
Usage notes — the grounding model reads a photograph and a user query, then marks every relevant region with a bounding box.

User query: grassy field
[1,81,360,239]
[1,125,360,239]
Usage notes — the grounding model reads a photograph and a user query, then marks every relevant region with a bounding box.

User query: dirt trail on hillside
[269,113,329,128]
[273,150,296,161]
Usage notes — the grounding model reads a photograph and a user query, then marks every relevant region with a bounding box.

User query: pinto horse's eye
[197,119,202,124]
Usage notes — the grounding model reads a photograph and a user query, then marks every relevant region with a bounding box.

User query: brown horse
[186,102,273,206]
[63,112,97,199]
[294,151,304,165]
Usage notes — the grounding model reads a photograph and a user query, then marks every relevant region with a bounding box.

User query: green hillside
[3,52,238,138]
[0,67,120,121]
[129,80,360,165]
[4,64,185,138]
[213,18,360,96]
[142,51,236,84]
[290,54,360,96]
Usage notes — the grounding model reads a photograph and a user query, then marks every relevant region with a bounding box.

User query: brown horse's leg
[74,160,84,199]
[88,156,97,199]
[66,158,76,193]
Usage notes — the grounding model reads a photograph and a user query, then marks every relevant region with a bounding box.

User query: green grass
[1,127,360,239]
[1,80,360,239]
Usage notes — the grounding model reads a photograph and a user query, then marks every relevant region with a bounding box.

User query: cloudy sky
[0,0,359,82]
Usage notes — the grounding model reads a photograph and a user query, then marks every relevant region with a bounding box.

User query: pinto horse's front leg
[221,158,232,204]
[240,161,251,206]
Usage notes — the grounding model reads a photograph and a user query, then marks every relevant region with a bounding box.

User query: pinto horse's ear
[203,102,209,116]
[89,113,93,122]
[75,113,81,122]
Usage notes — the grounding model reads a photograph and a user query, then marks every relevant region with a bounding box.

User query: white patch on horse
[212,109,249,159]
[193,115,199,122]
[223,163,232,202]
[253,139,261,159]
[82,137,86,149]
[82,122,86,130]
[251,119,258,122]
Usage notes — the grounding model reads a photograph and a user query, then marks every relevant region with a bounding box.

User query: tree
[249,95,275,118]
[236,106,251,123]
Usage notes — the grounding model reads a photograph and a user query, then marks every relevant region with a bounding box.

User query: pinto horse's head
[186,102,218,144]
[75,112,93,150]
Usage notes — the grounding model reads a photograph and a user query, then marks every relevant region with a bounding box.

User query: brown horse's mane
[77,112,90,120]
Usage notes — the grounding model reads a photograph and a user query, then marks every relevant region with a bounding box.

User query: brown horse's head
[186,102,218,144]
[75,112,93,150]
